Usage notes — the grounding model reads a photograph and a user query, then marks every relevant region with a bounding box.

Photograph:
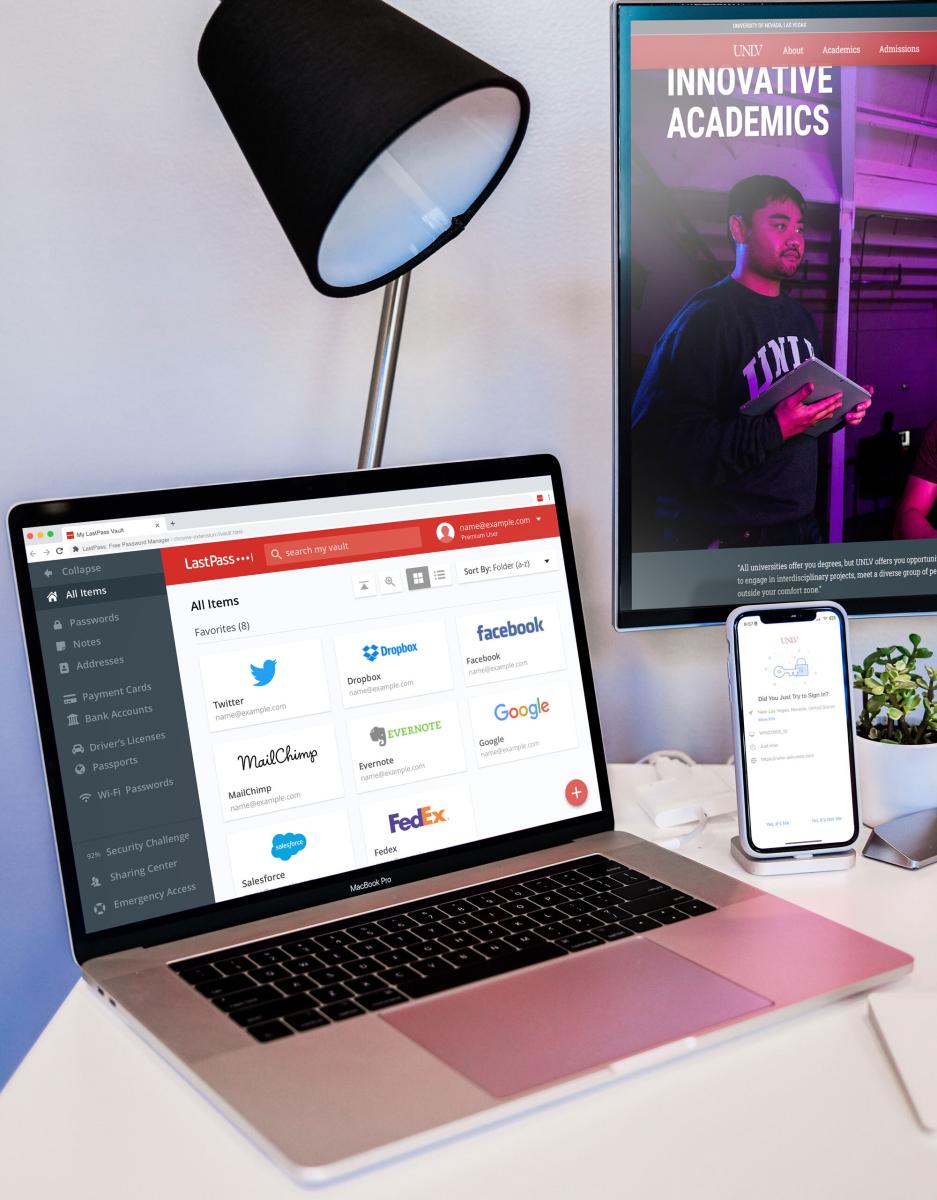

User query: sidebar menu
[30,550,214,931]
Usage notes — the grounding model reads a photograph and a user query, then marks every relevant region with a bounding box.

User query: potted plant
[853,633,937,827]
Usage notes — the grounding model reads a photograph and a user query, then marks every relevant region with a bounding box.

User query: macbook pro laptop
[9,454,912,1183]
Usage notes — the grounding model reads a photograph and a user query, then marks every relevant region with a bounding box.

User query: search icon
[270,547,282,560]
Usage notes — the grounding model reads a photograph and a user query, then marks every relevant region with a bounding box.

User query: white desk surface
[3,765,935,1199]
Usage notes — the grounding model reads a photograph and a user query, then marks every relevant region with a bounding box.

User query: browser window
[23,476,601,931]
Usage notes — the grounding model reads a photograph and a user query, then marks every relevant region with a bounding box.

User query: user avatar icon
[435,522,455,545]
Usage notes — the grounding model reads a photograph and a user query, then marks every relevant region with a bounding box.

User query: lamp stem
[357,272,411,470]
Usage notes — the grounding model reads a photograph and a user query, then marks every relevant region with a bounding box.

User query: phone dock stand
[730,836,856,875]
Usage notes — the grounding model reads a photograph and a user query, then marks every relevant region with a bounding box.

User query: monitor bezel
[9,454,614,965]
[612,0,937,631]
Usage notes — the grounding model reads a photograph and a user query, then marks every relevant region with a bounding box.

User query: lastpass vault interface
[25,478,601,930]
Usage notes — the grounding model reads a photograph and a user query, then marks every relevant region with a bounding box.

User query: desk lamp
[198,0,530,468]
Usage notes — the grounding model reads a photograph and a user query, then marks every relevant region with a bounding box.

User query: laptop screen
[12,461,608,945]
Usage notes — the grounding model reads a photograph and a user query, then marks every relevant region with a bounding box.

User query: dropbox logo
[271,833,307,862]
[362,640,418,663]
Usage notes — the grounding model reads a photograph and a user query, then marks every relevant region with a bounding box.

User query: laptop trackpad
[383,939,772,1098]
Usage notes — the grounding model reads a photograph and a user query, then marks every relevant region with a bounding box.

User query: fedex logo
[388,805,447,834]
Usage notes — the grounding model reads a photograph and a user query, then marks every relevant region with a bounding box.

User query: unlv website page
[25,479,600,931]
[622,6,937,615]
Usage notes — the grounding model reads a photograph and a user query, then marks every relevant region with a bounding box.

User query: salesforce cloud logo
[271,832,307,861]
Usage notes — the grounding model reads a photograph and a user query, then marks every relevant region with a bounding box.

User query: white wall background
[3,0,936,1080]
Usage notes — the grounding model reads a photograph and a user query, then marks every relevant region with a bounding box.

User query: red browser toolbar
[160,505,559,585]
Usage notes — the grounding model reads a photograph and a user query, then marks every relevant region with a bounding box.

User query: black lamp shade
[198,0,530,297]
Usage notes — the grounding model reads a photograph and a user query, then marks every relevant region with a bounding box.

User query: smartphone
[726,601,860,858]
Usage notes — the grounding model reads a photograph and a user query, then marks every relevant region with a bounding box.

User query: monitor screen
[11,461,609,957]
[615,2,937,629]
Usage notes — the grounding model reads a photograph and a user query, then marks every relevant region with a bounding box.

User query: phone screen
[734,608,858,854]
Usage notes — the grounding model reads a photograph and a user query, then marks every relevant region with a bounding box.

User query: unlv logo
[733,43,764,57]
[742,335,815,399]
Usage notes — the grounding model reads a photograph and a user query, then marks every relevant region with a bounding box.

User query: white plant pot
[854,735,937,828]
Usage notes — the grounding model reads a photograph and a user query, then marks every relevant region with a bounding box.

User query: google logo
[494,698,550,721]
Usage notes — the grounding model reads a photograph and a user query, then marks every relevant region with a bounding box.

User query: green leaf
[887,707,903,720]
[918,649,933,660]
[910,633,922,647]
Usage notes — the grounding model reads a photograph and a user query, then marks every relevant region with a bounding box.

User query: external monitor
[615,2,937,629]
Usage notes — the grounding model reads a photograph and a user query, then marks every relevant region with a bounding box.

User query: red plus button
[565,779,588,807]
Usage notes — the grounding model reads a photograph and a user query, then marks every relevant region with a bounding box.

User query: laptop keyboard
[170,855,716,1043]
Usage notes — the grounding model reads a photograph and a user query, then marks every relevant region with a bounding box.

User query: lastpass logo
[183,553,253,570]
[476,616,544,641]
[388,804,446,834]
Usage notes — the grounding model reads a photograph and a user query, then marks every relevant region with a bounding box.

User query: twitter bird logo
[250,659,277,687]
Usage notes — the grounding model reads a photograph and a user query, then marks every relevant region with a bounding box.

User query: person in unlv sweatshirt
[631,174,871,551]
